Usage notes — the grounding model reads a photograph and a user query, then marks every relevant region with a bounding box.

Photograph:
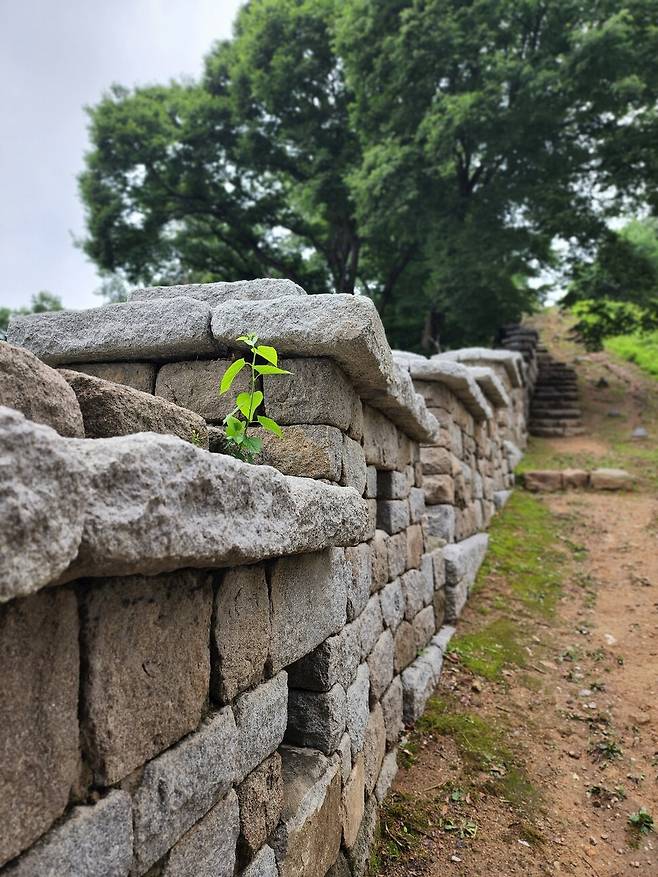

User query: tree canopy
[80,0,658,348]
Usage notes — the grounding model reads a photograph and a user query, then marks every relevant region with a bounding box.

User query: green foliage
[0,291,63,333]
[569,299,657,351]
[628,808,655,834]
[80,0,658,347]
[606,330,658,377]
[219,333,290,462]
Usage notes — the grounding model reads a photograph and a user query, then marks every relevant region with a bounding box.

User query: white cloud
[0,0,243,311]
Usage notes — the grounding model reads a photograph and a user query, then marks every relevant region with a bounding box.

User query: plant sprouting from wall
[219,333,290,462]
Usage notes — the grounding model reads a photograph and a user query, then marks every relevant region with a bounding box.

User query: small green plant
[628,808,654,834]
[189,428,204,447]
[589,738,623,763]
[218,333,290,462]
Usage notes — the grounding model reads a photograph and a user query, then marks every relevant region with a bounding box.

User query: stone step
[530,425,586,437]
[529,418,585,430]
[530,408,582,419]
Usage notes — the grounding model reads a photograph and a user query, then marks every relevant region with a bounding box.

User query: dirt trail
[375,312,658,877]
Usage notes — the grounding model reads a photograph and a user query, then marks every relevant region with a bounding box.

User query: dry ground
[374,311,658,877]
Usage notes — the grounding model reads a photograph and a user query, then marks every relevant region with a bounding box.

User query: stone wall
[0,282,534,876]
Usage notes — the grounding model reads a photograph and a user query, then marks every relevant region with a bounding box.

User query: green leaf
[236,390,264,419]
[257,415,283,437]
[241,435,263,454]
[225,415,245,441]
[237,333,258,346]
[253,364,291,376]
[255,344,277,365]
[219,358,246,394]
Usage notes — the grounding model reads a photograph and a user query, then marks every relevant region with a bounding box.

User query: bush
[605,331,658,378]
[569,299,657,351]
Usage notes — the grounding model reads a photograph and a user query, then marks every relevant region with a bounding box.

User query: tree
[336,0,658,345]
[564,218,658,310]
[0,291,63,334]
[80,0,658,348]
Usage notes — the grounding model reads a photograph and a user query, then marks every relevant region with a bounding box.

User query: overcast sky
[0,0,243,312]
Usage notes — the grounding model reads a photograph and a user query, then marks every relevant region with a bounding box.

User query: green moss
[475,490,565,616]
[418,696,538,808]
[449,618,527,679]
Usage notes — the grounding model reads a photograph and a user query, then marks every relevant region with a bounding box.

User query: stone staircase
[528,345,585,437]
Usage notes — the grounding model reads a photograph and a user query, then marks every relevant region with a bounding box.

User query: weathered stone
[365,498,377,540]
[0,589,79,867]
[402,357,493,420]
[493,489,512,509]
[341,434,367,494]
[132,707,237,874]
[402,654,436,725]
[288,624,359,692]
[363,405,399,469]
[590,468,634,490]
[376,499,410,535]
[345,795,378,877]
[350,395,365,442]
[363,704,386,794]
[346,663,370,757]
[63,361,156,393]
[59,369,208,446]
[345,543,372,621]
[211,565,270,704]
[408,487,426,523]
[1,413,367,592]
[339,732,352,785]
[241,844,279,876]
[131,277,307,305]
[162,790,239,877]
[160,357,252,425]
[264,357,357,431]
[286,684,347,754]
[434,347,524,388]
[393,622,416,673]
[270,549,348,672]
[273,747,342,877]
[80,571,213,785]
[406,522,424,569]
[234,672,288,782]
[420,445,453,475]
[355,596,383,661]
[236,754,283,858]
[432,625,457,653]
[8,297,217,364]
[3,791,132,877]
[562,468,589,489]
[381,677,404,747]
[0,408,88,601]
[241,845,278,877]
[424,474,455,504]
[365,466,378,498]
[400,569,427,621]
[327,852,352,877]
[443,534,489,589]
[421,552,439,600]
[387,531,408,579]
[377,469,410,499]
[380,578,405,633]
[523,470,563,492]
[0,342,84,436]
[341,753,365,849]
[413,606,436,651]
[367,630,395,703]
[433,587,446,629]
[258,424,343,480]
[375,750,398,803]
[370,530,389,590]
[424,504,455,543]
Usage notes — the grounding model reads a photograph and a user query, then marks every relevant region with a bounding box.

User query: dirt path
[375,314,658,877]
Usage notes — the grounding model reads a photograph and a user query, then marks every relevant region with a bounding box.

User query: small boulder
[523,470,563,492]
[0,342,84,436]
[590,468,634,490]
[562,468,589,489]
[59,368,208,447]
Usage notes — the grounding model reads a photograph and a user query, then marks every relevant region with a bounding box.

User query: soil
[376,311,658,877]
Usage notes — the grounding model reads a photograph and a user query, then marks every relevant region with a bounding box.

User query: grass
[605,331,658,379]
[418,695,538,809]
